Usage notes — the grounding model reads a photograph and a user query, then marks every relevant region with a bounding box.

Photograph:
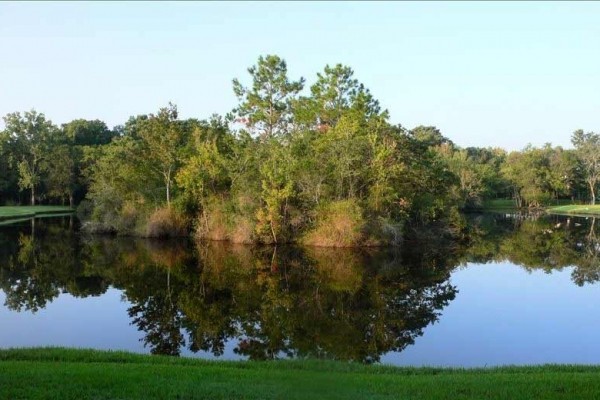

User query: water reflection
[1,213,600,361]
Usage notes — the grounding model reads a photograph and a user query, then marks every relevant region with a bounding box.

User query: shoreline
[0,205,75,221]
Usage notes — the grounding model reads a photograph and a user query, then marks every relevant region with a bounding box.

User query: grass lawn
[546,204,600,216]
[481,199,517,210]
[0,205,74,221]
[1,348,600,399]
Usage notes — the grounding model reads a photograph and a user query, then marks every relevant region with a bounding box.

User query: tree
[0,130,20,204]
[62,119,115,146]
[136,103,188,206]
[255,139,295,243]
[295,64,383,131]
[572,130,600,205]
[411,126,453,149]
[233,55,305,139]
[501,145,556,208]
[3,110,56,205]
[176,116,233,207]
[44,143,77,206]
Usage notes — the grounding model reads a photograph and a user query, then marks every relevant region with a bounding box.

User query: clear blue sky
[1,1,598,150]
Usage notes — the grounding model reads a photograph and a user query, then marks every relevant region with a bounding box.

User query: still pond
[1,213,600,367]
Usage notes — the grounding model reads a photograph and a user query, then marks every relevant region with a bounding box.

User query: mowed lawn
[1,348,600,400]
[0,205,74,220]
[547,205,600,216]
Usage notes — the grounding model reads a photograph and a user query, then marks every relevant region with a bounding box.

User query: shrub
[195,196,256,244]
[362,217,404,246]
[117,201,140,234]
[146,207,188,238]
[230,216,255,244]
[302,199,365,247]
[195,198,231,241]
[76,200,94,222]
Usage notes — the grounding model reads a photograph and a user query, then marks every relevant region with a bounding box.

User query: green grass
[1,348,600,399]
[481,199,517,210]
[0,206,74,221]
[481,199,582,212]
[547,204,600,216]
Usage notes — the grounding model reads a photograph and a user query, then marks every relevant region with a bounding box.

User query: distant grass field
[547,204,600,216]
[0,205,74,221]
[481,199,517,209]
[1,348,600,399]
[481,199,582,211]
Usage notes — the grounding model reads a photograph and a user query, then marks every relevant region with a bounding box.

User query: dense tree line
[1,55,599,245]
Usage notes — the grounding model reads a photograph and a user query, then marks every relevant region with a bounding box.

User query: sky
[0,1,598,150]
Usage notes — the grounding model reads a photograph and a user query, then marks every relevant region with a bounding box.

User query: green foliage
[255,139,295,243]
[295,64,384,130]
[500,145,580,208]
[233,54,305,139]
[3,110,56,205]
[2,54,598,246]
[62,119,115,146]
[136,103,189,206]
[572,129,600,204]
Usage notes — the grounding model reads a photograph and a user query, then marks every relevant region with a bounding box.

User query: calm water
[1,213,600,366]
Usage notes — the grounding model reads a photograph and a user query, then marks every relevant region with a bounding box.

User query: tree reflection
[2,213,600,360]
[461,213,600,285]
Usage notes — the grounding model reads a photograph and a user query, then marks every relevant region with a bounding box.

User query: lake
[1,213,599,367]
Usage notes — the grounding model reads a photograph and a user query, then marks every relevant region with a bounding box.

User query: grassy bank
[546,205,600,216]
[0,205,74,221]
[480,199,517,210]
[1,348,600,399]
[479,199,589,213]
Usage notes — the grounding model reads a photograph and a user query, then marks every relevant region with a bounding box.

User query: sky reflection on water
[1,214,600,366]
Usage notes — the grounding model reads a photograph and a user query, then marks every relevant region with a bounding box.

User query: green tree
[501,146,558,208]
[233,55,305,139]
[411,126,453,148]
[572,130,600,204]
[176,116,233,208]
[0,130,20,204]
[62,119,115,146]
[136,103,188,206]
[3,110,56,205]
[255,140,295,244]
[295,64,383,131]
[44,143,77,206]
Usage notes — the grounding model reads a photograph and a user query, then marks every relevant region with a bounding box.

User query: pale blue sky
[1,1,598,150]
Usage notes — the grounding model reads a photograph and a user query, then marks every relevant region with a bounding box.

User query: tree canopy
[0,55,595,244]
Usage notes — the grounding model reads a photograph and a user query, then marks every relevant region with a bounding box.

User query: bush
[195,198,232,241]
[117,201,140,234]
[195,196,256,244]
[362,217,404,246]
[76,200,94,221]
[230,216,254,244]
[145,207,188,238]
[302,199,365,247]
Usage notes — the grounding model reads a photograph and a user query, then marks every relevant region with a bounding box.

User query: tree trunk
[69,194,74,208]
[31,186,35,206]
[589,179,596,205]
[270,215,277,244]
[166,181,170,207]
[165,168,172,207]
